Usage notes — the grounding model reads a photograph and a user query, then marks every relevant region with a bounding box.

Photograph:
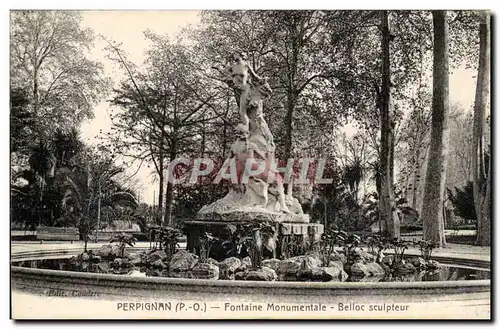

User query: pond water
[12,257,490,283]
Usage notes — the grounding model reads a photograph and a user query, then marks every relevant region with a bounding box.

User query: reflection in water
[13,258,490,282]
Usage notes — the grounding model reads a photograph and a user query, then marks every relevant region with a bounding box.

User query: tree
[11,128,86,228]
[335,133,374,202]
[51,127,85,169]
[447,106,474,190]
[378,11,398,238]
[471,11,491,246]
[194,11,346,161]
[263,11,330,160]
[61,154,138,251]
[447,181,476,224]
[320,11,434,238]
[10,88,34,155]
[11,140,56,228]
[106,33,222,226]
[421,10,450,247]
[10,11,109,142]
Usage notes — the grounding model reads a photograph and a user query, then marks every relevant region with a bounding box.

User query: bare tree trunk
[411,148,420,209]
[157,152,165,226]
[164,149,177,227]
[284,23,300,161]
[473,11,491,246]
[222,89,230,158]
[284,95,295,160]
[33,66,39,115]
[380,11,398,238]
[164,183,174,226]
[96,187,101,242]
[421,10,450,247]
[200,115,206,156]
[478,155,491,245]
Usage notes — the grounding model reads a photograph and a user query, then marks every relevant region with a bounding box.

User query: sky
[78,10,478,205]
[79,11,201,204]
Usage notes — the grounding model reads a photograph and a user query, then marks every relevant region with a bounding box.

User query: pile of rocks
[379,254,442,275]
[123,249,353,282]
[130,249,219,280]
[407,256,442,271]
[96,244,129,259]
[218,256,277,281]
[67,250,103,273]
[345,249,386,278]
[275,254,348,282]
[67,242,444,283]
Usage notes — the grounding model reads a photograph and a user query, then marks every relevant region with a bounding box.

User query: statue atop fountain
[196,51,308,223]
[185,51,323,258]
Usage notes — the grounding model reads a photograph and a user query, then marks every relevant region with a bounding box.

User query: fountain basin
[11,247,490,319]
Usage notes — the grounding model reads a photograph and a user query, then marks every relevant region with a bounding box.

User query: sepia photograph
[8,7,492,320]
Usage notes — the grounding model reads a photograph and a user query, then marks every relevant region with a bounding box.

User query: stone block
[192,263,219,280]
[169,250,199,272]
[350,263,370,277]
[219,257,242,273]
[262,258,281,272]
[146,250,167,264]
[365,262,386,276]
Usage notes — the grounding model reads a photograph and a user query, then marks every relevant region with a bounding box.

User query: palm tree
[11,141,56,228]
[52,128,84,169]
[11,128,85,228]
[29,141,57,179]
[342,160,364,203]
[61,159,138,252]
[363,190,419,232]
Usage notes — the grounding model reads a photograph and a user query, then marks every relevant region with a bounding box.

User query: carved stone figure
[223,52,265,131]
[197,51,308,223]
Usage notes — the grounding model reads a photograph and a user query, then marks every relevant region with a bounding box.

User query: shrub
[198,232,219,263]
[364,234,386,262]
[227,223,276,269]
[414,239,437,262]
[385,238,411,268]
[339,232,362,266]
[160,226,183,262]
[109,233,137,258]
[319,228,339,266]
[320,229,362,267]
[447,181,477,224]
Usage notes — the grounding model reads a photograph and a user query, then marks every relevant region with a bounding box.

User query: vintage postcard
[9,9,491,320]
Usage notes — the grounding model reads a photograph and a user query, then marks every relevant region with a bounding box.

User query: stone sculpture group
[197,52,308,223]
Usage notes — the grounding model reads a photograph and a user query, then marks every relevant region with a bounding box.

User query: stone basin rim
[11,248,491,292]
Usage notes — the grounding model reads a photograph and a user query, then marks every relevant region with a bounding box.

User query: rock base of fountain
[185,212,323,260]
[195,189,310,223]
[186,185,324,259]
[196,209,310,224]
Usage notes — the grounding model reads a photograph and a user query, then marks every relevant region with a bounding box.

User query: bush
[447,181,477,224]
[109,233,137,258]
[414,240,436,261]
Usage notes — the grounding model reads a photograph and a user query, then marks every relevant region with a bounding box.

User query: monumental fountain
[184,51,323,258]
[10,52,490,319]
